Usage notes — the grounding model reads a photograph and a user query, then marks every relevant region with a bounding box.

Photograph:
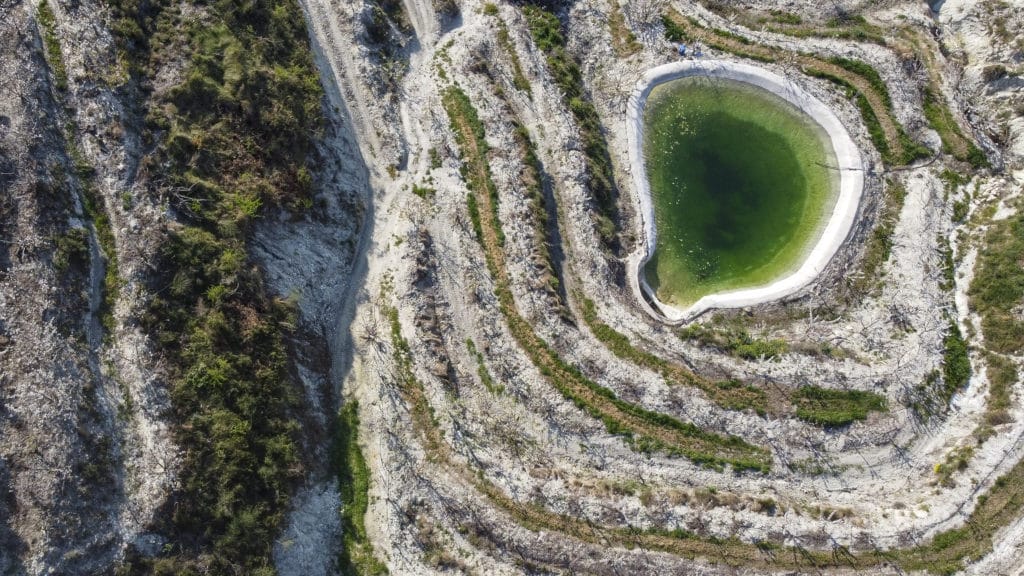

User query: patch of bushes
[766,10,801,25]
[412,183,436,200]
[934,444,975,487]
[661,14,690,42]
[678,324,788,361]
[792,386,887,427]
[366,0,412,45]
[942,321,971,401]
[104,0,327,568]
[923,88,989,168]
[52,228,89,272]
[983,353,1017,427]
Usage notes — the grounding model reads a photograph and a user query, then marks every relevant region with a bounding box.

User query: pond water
[642,76,838,307]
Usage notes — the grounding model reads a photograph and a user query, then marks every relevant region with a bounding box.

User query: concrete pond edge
[624,59,865,323]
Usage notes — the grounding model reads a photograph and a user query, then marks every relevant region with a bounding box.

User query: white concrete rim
[625,60,865,323]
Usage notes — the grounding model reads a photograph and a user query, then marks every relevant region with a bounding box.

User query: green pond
[642,76,838,307]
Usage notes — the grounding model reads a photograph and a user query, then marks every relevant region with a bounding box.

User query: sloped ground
[2,0,1023,573]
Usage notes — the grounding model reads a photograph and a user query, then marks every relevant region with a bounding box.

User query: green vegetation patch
[969,200,1024,355]
[677,324,788,361]
[793,386,887,427]
[37,1,68,91]
[983,353,1018,428]
[442,86,505,250]
[52,227,90,272]
[931,320,972,411]
[334,401,389,576]
[923,88,989,168]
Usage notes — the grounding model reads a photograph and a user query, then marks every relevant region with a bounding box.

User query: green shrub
[942,321,971,398]
[53,228,89,272]
[677,324,787,361]
[103,0,328,567]
[661,14,690,42]
[793,386,887,427]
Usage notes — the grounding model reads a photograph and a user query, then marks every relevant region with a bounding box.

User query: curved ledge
[625,60,864,323]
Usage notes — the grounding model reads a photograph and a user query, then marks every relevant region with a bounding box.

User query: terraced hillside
[1,0,1023,574]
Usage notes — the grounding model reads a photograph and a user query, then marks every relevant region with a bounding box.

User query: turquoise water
[642,77,838,306]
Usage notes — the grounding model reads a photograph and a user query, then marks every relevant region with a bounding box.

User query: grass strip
[982,353,1017,428]
[335,401,389,575]
[607,1,641,57]
[483,3,532,96]
[677,323,788,362]
[443,85,771,472]
[37,1,68,91]
[968,199,1024,355]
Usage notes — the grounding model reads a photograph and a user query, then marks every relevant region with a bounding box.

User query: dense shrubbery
[36,1,68,91]
[52,228,89,272]
[942,321,971,397]
[104,0,326,569]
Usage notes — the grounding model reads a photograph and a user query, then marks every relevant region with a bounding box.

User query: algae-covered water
[642,77,838,307]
